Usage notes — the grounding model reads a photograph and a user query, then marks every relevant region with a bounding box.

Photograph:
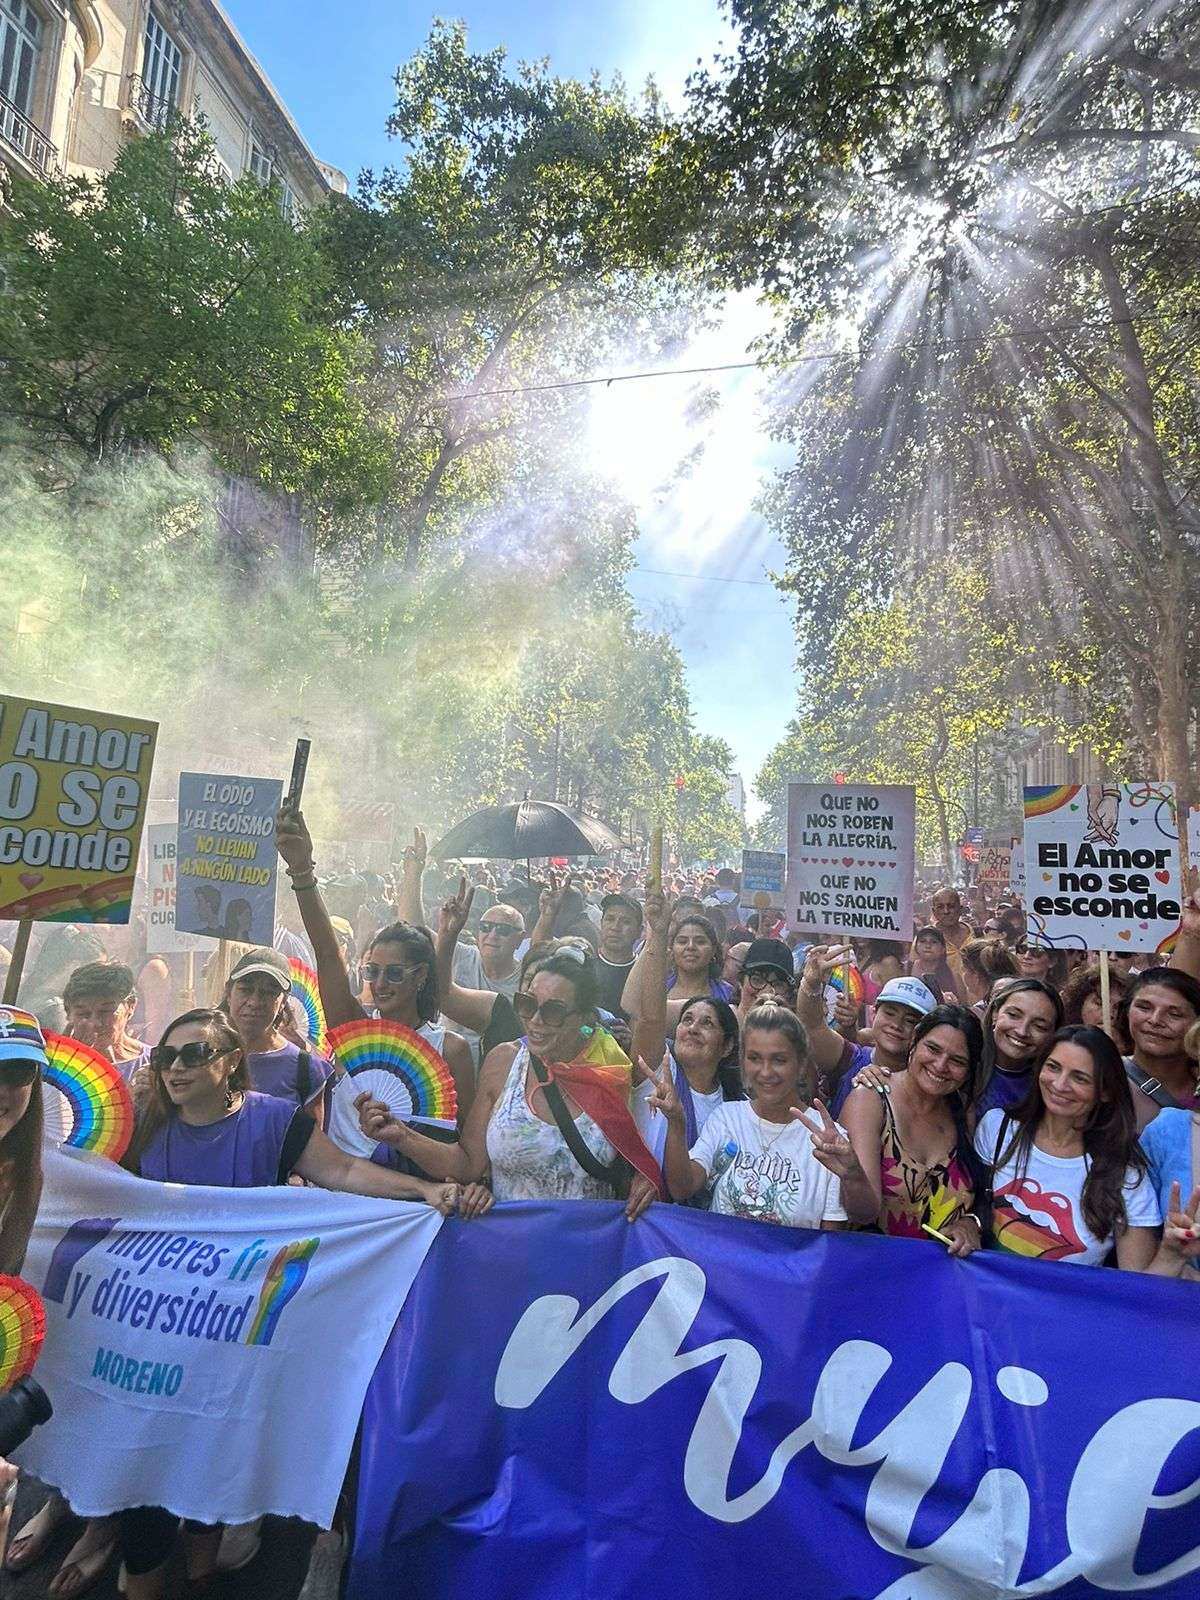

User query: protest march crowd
[1,789,1199,1600]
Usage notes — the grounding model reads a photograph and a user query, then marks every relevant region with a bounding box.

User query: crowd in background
[1,819,1199,1598]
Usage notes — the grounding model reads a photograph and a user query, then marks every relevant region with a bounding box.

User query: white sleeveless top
[486,1043,618,1202]
[327,1021,447,1158]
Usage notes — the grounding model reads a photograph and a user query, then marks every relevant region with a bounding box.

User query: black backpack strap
[1124,1058,1177,1109]
[528,1054,630,1197]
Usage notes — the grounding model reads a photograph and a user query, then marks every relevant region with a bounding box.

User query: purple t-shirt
[138,1092,310,1187]
[246,1042,333,1109]
[973,1064,1033,1120]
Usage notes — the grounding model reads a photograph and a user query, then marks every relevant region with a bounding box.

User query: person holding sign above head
[272,807,475,1158]
[650,1003,877,1228]
[838,1005,988,1255]
[976,1026,1160,1270]
[116,1005,474,1600]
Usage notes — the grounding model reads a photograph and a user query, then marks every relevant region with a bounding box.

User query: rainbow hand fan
[287,959,327,1056]
[328,1020,457,1130]
[0,1277,44,1390]
[828,965,865,1006]
[42,1033,135,1163]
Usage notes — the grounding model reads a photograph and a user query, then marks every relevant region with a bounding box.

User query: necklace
[751,1109,792,1156]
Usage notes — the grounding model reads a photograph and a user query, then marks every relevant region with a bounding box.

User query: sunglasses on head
[360,962,423,986]
[0,1061,40,1088]
[513,992,578,1027]
[153,1041,235,1071]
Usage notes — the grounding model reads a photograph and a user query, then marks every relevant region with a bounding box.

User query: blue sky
[228,0,797,820]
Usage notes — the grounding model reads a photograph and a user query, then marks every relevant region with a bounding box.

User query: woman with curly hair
[1059,962,1130,1050]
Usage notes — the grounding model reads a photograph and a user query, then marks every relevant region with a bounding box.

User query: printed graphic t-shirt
[975,1108,1160,1265]
[689,1102,847,1229]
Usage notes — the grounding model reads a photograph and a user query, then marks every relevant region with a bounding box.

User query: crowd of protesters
[1,818,1198,1597]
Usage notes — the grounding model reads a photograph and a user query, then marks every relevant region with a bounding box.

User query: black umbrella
[431,800,627,863]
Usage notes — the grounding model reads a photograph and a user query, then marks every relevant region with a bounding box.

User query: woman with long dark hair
[973,977,1064,1118]
[975,1025,1159,1269]
[621,912,733,1029]
[840,1005,986,1255]
[273,807,474,1157]
[629,887,742,1168]
[110,1005,477,1600]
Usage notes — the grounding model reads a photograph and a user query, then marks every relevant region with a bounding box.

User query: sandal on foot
[47,1522,118,1600]
[5,1495,72,1572]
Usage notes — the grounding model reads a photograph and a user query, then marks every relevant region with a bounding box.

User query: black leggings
[117,1508,216,1577]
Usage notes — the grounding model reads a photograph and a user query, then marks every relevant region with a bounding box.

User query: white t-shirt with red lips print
[975,1109,1161,1266]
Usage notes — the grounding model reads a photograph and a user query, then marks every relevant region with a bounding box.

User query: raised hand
[643,886,672,940]
[438,876,476,946]
[1162,1181,1200,1259]
[791,1097,862,1180]
[801,943,854,993]
[402,827,428,879]
[275,806,315,874]
[646,1051,684,1125]
[831,991,860,1033]
[538,870,567,923]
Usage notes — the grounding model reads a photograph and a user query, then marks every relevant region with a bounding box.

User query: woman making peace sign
[650,1003,876,1229]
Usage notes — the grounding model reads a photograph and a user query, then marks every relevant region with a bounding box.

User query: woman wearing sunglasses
[110,1006,475,1600]
[356,947,662,1219]
[273,807,474,1158]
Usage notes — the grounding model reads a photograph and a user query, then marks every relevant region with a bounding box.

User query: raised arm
[275,807,365,1029]
[396,828,427,927]
[432,877,501,1036]
[631,888,672,1072]
[528,873,565,949]
[795,944,857,1073]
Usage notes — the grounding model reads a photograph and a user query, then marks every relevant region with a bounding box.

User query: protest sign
[785,782,915,936]
[139,824,208,954]
[350,1201,1200,1600]
[1023,783,1182,954]
[21,1146,442,1527]
[176,772,283,944]
[978,842,1012,887]
[1011,838,1026,899]
[0,695,156,925]
[739,848,786,924]
[1189,806,1200,880]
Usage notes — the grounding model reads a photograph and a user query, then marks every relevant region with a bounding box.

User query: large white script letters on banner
[494,1257,1200,1599]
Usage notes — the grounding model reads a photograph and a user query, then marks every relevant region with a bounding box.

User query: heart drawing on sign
[18,873,42,891]
[1042,873,1053,883]
[842,858,854,867]
[1155,871,1170,884]
[1118,930,1132,941]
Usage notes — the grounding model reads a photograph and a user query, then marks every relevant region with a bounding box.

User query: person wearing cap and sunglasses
[734,938,798,1022]
[221,948,333,1123]
[272,807,474,1160]
[110,1006,480,1600]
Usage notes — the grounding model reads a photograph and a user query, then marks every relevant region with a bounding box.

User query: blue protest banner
[349,1202,1200,1600]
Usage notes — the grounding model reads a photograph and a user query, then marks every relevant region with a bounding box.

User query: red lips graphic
[993,1176,1086,1260]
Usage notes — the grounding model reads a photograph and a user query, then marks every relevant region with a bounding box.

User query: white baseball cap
[876,976,938,1016]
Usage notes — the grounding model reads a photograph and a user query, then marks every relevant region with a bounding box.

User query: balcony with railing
[0,89,55,177]
[126,74,177,134]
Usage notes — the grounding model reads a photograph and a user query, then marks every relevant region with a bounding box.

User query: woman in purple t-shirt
[116,1007,489,1600]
